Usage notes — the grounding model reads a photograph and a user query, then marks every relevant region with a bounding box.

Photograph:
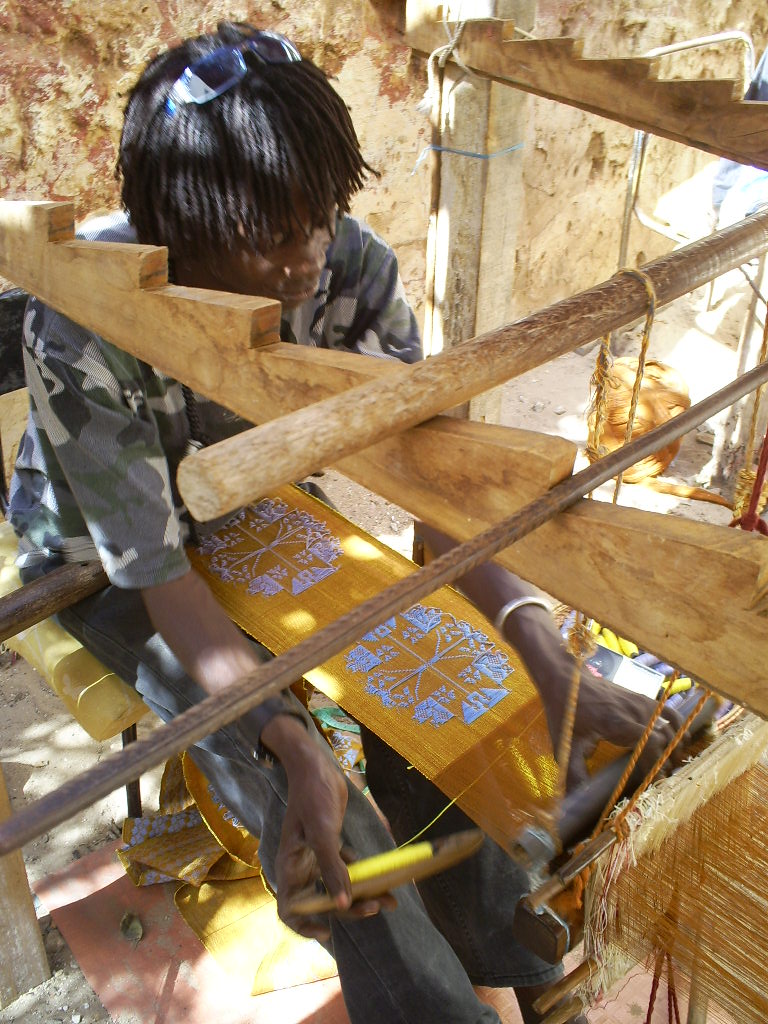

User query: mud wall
[0,1,766,330]
[0,0,430,310]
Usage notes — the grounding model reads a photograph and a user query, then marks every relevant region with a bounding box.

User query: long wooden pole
[0,766,49,1005]
[178,209,768,521]
[1,360,766,857]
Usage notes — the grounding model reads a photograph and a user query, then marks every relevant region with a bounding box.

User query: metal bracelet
[493,595,555,633]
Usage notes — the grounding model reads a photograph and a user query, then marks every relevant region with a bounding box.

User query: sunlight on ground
[374,525,414,559]
[653,162,718,245]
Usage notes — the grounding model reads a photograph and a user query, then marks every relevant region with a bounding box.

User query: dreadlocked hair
[117,21,375,257]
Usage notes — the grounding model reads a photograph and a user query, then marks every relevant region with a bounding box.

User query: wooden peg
[532,957,598,1015]
[539,995,584,1024]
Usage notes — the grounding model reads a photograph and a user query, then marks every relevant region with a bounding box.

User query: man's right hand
[502,601,688,790]
[264,714,395,939]
[141,572,394,938]
[263,714,351,938]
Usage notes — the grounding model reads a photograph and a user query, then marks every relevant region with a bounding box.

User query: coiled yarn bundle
[587,357,690,483]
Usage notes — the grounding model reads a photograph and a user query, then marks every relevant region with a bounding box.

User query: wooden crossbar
[404,19,768,170]
[0,200,578,514]
[176,208,768,516]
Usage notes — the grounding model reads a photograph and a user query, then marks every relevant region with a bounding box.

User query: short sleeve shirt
[9,212,422,588]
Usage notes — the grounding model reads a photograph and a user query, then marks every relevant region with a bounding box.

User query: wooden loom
[400,18,768,1018]
[1,198,768,1021]
[403,12,768,170]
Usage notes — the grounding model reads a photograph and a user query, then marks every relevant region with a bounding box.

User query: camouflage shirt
[9,211,422,588]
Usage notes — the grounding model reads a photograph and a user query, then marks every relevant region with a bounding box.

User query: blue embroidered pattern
[199,498,342,596]
[200,496,512,730]
[346,606,512,727]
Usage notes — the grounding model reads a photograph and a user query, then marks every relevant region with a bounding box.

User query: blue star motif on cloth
[205,497,342,595]
[345,604,513,728]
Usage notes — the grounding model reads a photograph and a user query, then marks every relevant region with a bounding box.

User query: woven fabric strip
[189,484,559,851]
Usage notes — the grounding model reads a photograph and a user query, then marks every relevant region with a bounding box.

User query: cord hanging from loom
[555,270,714,916]
[731,312,768,530]
[586,268,689,497]
[560,269,663,837]
[644,950,682,1024]
[729,421,768,534]
[558,271,659,804]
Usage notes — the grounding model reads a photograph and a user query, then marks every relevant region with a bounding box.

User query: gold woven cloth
[189,484,559,851]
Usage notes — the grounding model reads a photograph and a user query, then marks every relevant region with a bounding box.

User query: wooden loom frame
[1,19,768,1013]
[0,22,765,1007]
[0,203,766,1024]
[0,197,766,835]
[0,198,767,1024]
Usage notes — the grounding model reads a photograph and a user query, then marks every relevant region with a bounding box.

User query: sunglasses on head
[165,31,301,114]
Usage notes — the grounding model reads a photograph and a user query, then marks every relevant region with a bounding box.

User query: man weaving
[9,21,683,1024]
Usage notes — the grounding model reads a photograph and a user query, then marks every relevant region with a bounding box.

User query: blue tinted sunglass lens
[168,49,246,108]
[246,32,301,64]
[191,48,247,94]
[166,35,301,114]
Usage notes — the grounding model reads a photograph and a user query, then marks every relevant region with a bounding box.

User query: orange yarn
[587,358,691,483]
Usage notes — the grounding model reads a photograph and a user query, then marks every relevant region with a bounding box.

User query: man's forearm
[140,566,302,752]
[416,521,572,702]
[141,567,265,693]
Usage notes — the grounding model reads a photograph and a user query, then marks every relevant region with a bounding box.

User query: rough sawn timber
[404,18,768,170]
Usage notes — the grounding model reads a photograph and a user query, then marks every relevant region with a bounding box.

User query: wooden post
[0,765,49,1006]
[423,60,488,364]
[471,0,534,424]
[532,957,598,1014]
[686,976,709,1023]
[418,1,535,425]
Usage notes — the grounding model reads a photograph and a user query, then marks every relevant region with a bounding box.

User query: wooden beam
[404,19,768,170]
[0,766,49,1006]
[0,200,564,495]
[0,559,108,644]
[177,209,768,519]
[0,420,577,640]
[0,201,283,410]
[494,500,768,706]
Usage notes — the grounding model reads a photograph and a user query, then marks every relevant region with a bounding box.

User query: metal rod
[643,32,754,89]
[121,726,142,820]
[1,358,766,856]
[526,830,619,912]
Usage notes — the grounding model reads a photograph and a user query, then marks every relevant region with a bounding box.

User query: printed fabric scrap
[119,753,337,993]
[189,483,559,853]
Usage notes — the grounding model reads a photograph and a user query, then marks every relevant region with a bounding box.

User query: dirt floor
[1,259,763,1022]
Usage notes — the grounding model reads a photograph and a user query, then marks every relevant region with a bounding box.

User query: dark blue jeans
[57,583,561,1024]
